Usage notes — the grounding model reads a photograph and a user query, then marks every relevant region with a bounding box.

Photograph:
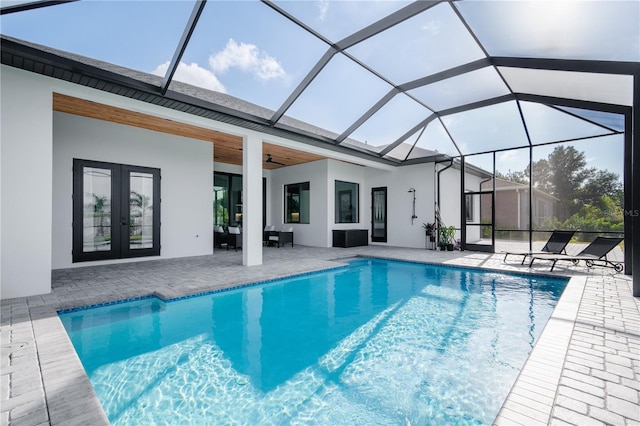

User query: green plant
[439,225,456,247]
[422,222,435,235]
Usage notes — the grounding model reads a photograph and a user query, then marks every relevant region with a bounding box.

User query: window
[73,159,160,262]
[536,199,549,221]
[285,182,310,223]
[335,180,359,223]
[465,193,474,222]
[213,172,267,229]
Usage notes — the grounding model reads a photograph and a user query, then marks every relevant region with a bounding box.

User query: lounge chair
[227,226,242,251]
[529,236,623,272]
[214,225,228,249]
[503,230,575,265]
[263,225,276,246]
[268,226,293,248]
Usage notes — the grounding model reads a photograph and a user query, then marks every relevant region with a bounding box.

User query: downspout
[479,175,493,249]
[436,159,454,245]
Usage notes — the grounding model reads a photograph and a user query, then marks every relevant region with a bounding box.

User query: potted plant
[422,222,436,250]
[422,223,435,239]
[439,225,456,251]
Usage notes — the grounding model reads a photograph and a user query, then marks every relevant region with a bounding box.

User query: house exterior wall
[492,190,520,229]
[52,111,214,269]
[437,166,484,244]
[364,163,436,249]
[1,66,53,298]
[269,160,329,247]
[328,160,367,245]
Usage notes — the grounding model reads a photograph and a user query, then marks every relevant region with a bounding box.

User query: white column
[242,133,263,266]
[1,66,53,298]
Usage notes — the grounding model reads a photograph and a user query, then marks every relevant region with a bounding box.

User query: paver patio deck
[1,245,638,425]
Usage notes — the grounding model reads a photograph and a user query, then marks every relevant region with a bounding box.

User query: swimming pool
[59,258,567,425]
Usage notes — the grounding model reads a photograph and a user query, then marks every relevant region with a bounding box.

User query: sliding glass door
[73,159,160,262]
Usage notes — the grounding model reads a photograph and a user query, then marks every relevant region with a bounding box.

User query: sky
[1,0,634,181]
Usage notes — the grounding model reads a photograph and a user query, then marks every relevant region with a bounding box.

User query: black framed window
[335,180,359,223]
[73,159,160,262]
[213,172,266,229]
[285,182,310,223]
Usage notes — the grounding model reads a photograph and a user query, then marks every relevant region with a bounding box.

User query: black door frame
[371,187,387,243]
[463,190,495,253]
[73,159,160,262]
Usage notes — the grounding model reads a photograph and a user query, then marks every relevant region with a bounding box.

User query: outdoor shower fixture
[409,188,417,224]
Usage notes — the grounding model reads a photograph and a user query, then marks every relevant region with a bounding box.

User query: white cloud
[316,0,329,21]
[498,150,520,163]
[422,20,441,36]
[152,61,226,93]
[208,39,286,81]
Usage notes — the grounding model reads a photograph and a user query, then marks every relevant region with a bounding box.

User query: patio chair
[268,226,294,248]
[503,230,575,265]
[227,226,242,251]
[263,225,276,246]
[529,236,623,272]
[214,225,228,249]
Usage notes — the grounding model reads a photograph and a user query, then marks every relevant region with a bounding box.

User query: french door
[371,187,387,242]
[73,159,160,262]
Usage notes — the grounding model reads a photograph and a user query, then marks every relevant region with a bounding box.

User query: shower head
[408,188,415,192]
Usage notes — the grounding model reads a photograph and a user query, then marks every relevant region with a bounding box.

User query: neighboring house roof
[481,177,558,201]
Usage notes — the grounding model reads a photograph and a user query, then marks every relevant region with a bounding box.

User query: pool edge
[494,275,587,425]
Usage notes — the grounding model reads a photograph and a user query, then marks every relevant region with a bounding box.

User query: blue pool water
[60,258,567,425]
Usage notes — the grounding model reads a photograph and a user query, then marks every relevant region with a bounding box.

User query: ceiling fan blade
[265,154,286,166]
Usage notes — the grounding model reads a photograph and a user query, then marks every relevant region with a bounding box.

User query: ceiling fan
[265,154,286,166]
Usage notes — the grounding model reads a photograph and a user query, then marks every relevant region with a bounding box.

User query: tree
[534,146,593,220]
[130,191,152,238]
[496,169,529,185]
[579,169,622,209]
[510,144,623,237]
[91,194,109,238]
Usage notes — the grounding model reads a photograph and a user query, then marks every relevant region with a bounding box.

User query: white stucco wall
[52,111,214,269]
[438,165,486,244]
[327,160,367,241]
[1,66,54,298]
[364,163,437,249]
[269,160,329,247]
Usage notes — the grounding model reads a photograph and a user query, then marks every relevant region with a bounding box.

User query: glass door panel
[372,187,387,243]
[213,174,229,227]
[129,171,154,250]
[82,167,113,253]
[121,165,161,259]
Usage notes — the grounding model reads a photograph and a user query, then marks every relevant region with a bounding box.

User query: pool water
[59,258,567,425]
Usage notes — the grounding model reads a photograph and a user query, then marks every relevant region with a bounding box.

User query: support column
[0,67,53,299]
[242,133,263,266]
[632,72,639,297]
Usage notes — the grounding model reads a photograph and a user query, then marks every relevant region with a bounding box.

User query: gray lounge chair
[503,230,575,265]
[529,236,623,272]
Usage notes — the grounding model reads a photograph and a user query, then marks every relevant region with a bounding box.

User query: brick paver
[1,245,638,425]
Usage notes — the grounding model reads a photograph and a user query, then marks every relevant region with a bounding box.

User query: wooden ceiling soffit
[52,93,326,168]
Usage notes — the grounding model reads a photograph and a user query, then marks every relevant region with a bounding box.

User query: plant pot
[446,244,454,251]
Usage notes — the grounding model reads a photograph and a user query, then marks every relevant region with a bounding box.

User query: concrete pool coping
[2,245,638,425]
